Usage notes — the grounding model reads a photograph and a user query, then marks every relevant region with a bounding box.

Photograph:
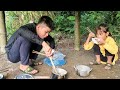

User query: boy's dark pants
[93,44,115,62]
[7,36,54,65]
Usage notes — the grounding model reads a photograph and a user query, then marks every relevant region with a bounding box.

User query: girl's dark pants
[93,44,115,62]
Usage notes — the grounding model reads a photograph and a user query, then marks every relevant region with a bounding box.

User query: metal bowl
[15,74,34,79]
[74,64,92,77]
[0,74,4,79]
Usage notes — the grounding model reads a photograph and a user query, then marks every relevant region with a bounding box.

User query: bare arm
[42,41,53,57]
[84,32,95,45]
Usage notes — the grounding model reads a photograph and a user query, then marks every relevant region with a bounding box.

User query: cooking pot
[74,64,92,77]
[50,68,67,79]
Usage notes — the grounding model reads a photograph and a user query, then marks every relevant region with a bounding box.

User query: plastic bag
[52,51,66,60]
[43,51,66,66]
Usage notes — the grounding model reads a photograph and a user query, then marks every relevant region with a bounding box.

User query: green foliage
[80,11,120,46]
[5,11,120,46]
[54,12,75,35]
[108,25,120,46]
[80,11,105,36]
[5,11,55,40]
[67,16,75,21]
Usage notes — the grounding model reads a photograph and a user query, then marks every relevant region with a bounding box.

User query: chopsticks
[86,27,92,33]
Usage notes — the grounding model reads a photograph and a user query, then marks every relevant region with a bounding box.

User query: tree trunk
[0,11,7,54]
[74,11,80,51]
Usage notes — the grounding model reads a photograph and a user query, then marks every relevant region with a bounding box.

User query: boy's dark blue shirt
[5,23,55,53]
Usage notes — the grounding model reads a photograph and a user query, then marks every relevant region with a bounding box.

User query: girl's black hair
[96,23,112,36]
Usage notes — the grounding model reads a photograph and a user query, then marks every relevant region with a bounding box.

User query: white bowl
[92,38,99,44]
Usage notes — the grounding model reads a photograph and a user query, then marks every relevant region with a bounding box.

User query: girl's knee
[93,44,99,49]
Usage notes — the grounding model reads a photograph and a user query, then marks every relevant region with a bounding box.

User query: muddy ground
[0,38,120,79]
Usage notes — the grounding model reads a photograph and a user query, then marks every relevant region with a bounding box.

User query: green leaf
[67,16,75,21]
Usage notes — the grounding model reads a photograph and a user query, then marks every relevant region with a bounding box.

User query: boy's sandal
[89,61,101,65]
[20,66,39,75]
[104,63,112,70]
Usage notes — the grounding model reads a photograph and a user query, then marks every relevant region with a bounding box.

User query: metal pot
[50,68,67,79]
[74,64,92,77]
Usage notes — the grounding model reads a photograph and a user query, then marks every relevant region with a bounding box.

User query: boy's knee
[18,36,31,46]
[19,36,29,43]
[8,54,20,63]
[8,59,19,63]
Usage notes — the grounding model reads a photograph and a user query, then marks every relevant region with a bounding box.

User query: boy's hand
[46,49,55,58]
[42,41,53,57]
[45,49,53,57]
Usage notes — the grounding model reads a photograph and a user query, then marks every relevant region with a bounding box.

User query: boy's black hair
[37,16,54,30]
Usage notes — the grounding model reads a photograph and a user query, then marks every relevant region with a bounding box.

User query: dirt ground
[0,38,120,79]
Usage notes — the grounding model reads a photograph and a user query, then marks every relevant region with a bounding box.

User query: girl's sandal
[104,63,112,70]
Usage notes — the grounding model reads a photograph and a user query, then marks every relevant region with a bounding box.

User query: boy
[5,16,55,74]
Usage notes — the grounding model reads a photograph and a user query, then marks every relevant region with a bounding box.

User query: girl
[84,23,118,70]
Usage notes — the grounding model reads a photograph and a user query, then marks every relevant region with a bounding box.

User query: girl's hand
[84,32,95,45]
[88,32,95,38]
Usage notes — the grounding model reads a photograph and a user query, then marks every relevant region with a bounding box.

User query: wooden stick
[32,50,46,56]
[86,27,96,38]
[32,50,59,74]
[49,57,58,74]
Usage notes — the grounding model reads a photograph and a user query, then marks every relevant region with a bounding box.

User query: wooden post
[74,11,80,51]
[0,11,7,54]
